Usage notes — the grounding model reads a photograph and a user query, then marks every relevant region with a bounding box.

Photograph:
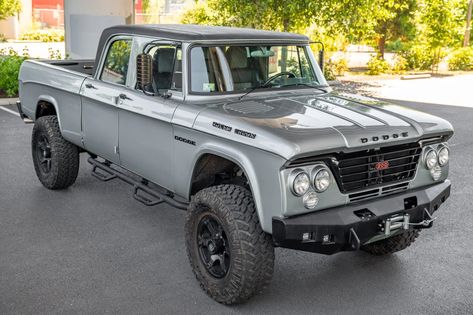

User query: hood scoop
[224,101,274,115]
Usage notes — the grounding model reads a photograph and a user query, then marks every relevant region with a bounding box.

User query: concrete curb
[0,98,19,106]
[400,74,431,80]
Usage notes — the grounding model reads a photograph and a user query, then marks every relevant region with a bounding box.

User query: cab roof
[100,24,309,43]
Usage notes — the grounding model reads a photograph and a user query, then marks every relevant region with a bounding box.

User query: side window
[143,44,182,93]
[100,39,132,85]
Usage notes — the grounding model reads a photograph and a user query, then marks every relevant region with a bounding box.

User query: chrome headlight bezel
[311,165,331,192]
[437,145,450,166]
[423,147,438,170]
[303,191,319,209]
[289,169,311,196]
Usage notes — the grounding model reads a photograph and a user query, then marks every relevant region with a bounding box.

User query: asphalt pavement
[0,99,472,315]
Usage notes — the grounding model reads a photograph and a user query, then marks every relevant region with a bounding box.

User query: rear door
[80,37,133,164]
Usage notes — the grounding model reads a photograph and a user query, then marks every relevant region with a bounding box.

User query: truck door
[116,41,183,191]
[80,37,133,164]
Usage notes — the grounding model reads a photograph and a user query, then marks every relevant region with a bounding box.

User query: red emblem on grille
[375,161,390,170]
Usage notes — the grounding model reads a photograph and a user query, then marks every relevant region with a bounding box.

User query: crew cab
[17,24,453,304]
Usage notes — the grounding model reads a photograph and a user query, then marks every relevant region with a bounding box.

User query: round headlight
[438,146,449,166]
[313,168,331,192]
[424,149,438,170]
[303,191,319,209]
[430,165,442,181]
[291,171,310,196]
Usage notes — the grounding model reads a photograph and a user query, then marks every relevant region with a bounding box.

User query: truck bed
[41,59,95,76]
[19,59,96,147]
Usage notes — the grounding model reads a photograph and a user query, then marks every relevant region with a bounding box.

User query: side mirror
[136,53,153,91]
[318,49,324,73]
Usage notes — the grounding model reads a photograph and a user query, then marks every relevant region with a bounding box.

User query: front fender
[172,125,287,233]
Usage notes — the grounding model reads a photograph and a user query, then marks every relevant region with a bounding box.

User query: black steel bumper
[272,180,451,255]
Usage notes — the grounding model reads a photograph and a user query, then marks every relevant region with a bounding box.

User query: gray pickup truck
[18,24,453,304]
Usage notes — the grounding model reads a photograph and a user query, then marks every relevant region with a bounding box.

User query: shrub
[448,47,473,71]
[0,34,6,42]
[0,48,27,97]
[367,55,390,75]
[332,58,349,76]
[399,45,434,71]
[324,57,348,80]
[391,55,408,74]
[19,29,64,42]
[48,47,63,60]
[323,61,336,81]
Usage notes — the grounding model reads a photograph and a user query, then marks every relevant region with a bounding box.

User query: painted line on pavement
[0,105,20,117]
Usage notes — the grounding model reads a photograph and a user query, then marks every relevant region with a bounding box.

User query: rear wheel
[185,184,274,304]
[32,115,79,190]
[361,230,420,255]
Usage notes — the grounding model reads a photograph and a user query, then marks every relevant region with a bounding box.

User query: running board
[88,157,188,210]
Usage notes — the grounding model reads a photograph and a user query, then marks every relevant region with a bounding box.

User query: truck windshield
[190,45,325,94]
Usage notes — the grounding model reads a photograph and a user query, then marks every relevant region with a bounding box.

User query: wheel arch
[187,146,267,230]
[34,95,62,130]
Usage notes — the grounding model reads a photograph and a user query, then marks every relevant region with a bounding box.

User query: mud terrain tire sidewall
[185,184,274,305]
[32,115,79,190]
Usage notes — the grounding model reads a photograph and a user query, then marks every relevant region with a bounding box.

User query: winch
[381,208,437,236]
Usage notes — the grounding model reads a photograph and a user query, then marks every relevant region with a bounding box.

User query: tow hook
[408,208,437,229]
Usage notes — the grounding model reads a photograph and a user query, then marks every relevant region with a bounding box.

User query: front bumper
[272,180,451,255]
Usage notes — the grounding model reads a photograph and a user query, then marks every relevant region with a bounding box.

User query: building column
[64,0,133,59]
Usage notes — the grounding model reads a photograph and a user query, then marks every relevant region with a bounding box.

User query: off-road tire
[361,230,420,256]
[185,184,274,305]
[32,115,79,190]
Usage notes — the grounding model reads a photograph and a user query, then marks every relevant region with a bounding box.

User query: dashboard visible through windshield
[190,45,324,94]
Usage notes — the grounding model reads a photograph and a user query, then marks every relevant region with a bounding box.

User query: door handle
[118,93,132,101]
[85,83,97,89]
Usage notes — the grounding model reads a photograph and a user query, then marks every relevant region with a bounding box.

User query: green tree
[464,0,472,46]
[0,0,21,21]
[370,0,416,58]
[419,0,458,71]
[182,0,323,32]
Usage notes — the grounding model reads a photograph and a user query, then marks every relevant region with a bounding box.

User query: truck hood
[192,91,454,160]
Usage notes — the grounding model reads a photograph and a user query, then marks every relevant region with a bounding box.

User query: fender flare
[35,95,62,130]
[187,143,267,230]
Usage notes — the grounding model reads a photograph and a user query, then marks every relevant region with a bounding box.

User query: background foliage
[182,0,473,74]
[0,48,28,97]
[0,0,21,21]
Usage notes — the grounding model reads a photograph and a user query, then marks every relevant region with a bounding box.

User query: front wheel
[32,115,79,190]
[185,184,274,305]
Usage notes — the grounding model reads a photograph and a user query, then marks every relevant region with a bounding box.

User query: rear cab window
[100,38,133,85]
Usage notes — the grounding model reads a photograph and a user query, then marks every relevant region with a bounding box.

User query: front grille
[333,143,422,193]
[349,182,410,202]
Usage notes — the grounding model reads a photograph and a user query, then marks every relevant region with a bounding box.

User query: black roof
[94,24,309,75]
[100,24,309,43]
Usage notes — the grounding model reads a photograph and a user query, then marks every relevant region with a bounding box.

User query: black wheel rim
[196,215,231,279]
[36,135,52,173]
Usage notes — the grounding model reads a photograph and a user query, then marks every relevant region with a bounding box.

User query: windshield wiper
[238,85,267,100]
[238,83,328,101]
[281,83,329,93]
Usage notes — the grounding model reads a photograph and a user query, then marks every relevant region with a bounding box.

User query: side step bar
[88,157,189,210]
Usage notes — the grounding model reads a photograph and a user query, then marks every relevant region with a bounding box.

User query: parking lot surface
[0,99,472,314]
